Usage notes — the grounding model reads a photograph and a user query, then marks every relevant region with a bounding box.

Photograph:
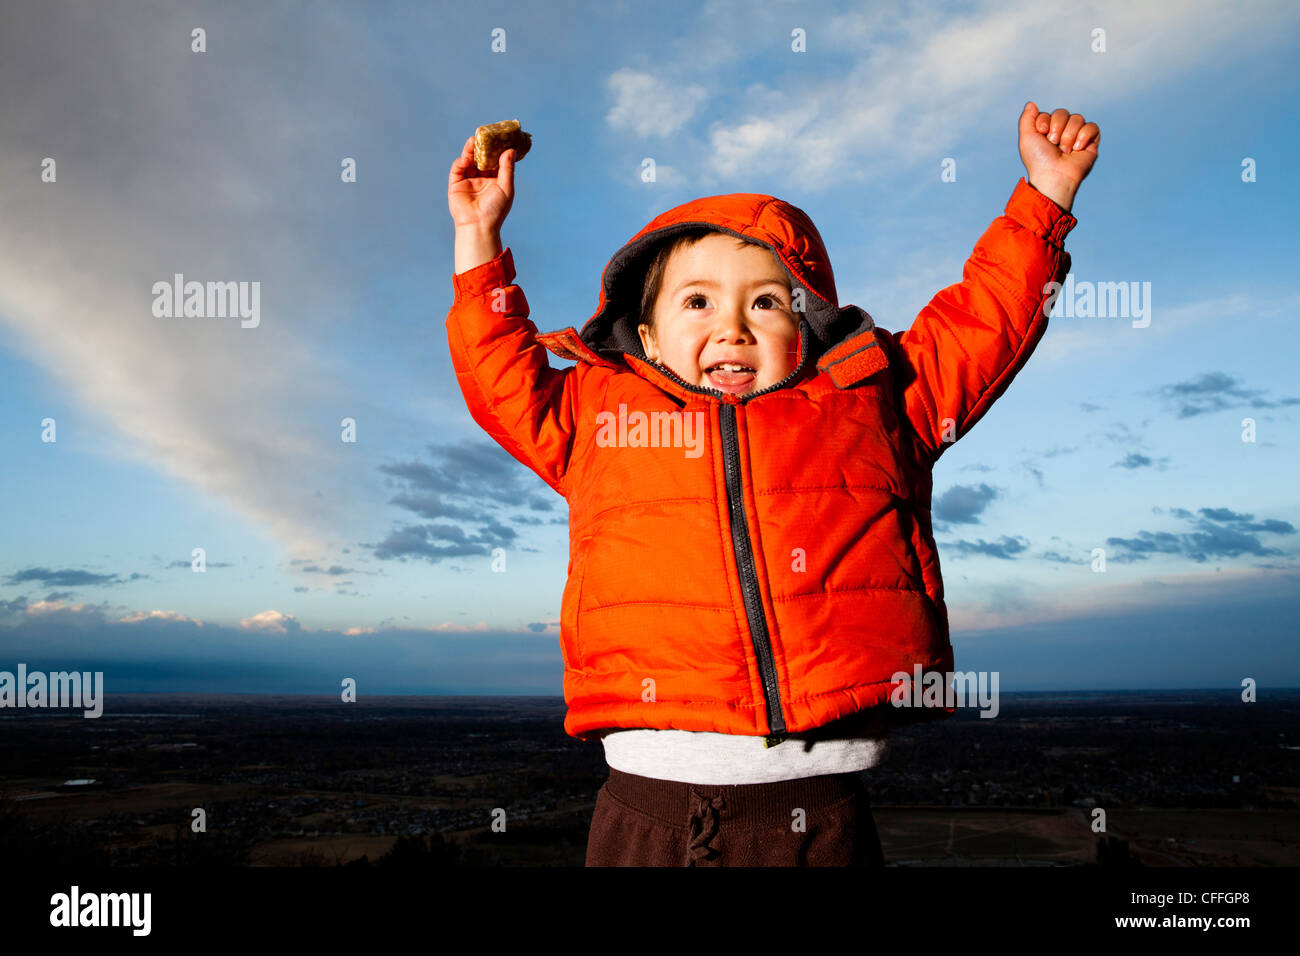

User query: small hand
[1018,102,1100,212]
[448,135,515,232]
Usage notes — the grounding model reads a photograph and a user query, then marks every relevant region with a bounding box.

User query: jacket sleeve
[446,245,577,496]
[893,177,1077,465]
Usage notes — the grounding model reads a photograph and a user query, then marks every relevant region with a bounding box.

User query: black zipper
[720,401,786,744]
[635,322,810,746]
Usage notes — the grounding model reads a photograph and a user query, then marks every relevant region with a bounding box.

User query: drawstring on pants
[686,789,726,864]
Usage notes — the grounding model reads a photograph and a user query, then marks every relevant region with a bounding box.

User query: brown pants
[585,767,884,866]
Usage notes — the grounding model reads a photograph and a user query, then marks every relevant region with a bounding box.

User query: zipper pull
[763,733,787,749]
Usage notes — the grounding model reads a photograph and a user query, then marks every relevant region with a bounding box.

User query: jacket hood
[578,193,876,370]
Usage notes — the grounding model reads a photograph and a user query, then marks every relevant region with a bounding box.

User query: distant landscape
[2,690,1297,866]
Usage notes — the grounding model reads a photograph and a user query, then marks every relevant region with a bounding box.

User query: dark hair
[638,228,772,335]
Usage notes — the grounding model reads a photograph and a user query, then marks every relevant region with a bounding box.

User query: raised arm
[894,101,1098,464]
[446,245,577,495]
[893,177,1076,464]
[446,132,576,496]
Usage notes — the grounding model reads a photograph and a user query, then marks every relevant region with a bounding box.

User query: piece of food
[474,119,532,172]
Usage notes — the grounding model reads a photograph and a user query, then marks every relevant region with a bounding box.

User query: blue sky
[1,0,1297,695]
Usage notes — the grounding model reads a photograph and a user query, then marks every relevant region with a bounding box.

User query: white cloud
[422,621,489,632]
[606,68,709,137]
[601,0,1299,189]
[240,610,301,634]
[26,599,96,616]
[0,3,432,563]
[119,609,205,626]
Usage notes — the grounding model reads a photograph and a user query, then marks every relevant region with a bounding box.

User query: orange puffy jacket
[447,178,1076,743]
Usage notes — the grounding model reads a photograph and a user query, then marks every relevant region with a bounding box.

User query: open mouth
[704,362,757,394]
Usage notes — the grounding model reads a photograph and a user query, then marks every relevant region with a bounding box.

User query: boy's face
[637,233,800,396]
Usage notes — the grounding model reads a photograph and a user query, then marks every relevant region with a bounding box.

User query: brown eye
[683,294,707,308]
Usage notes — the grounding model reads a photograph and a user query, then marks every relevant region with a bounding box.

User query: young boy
[446,102,1099,866]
